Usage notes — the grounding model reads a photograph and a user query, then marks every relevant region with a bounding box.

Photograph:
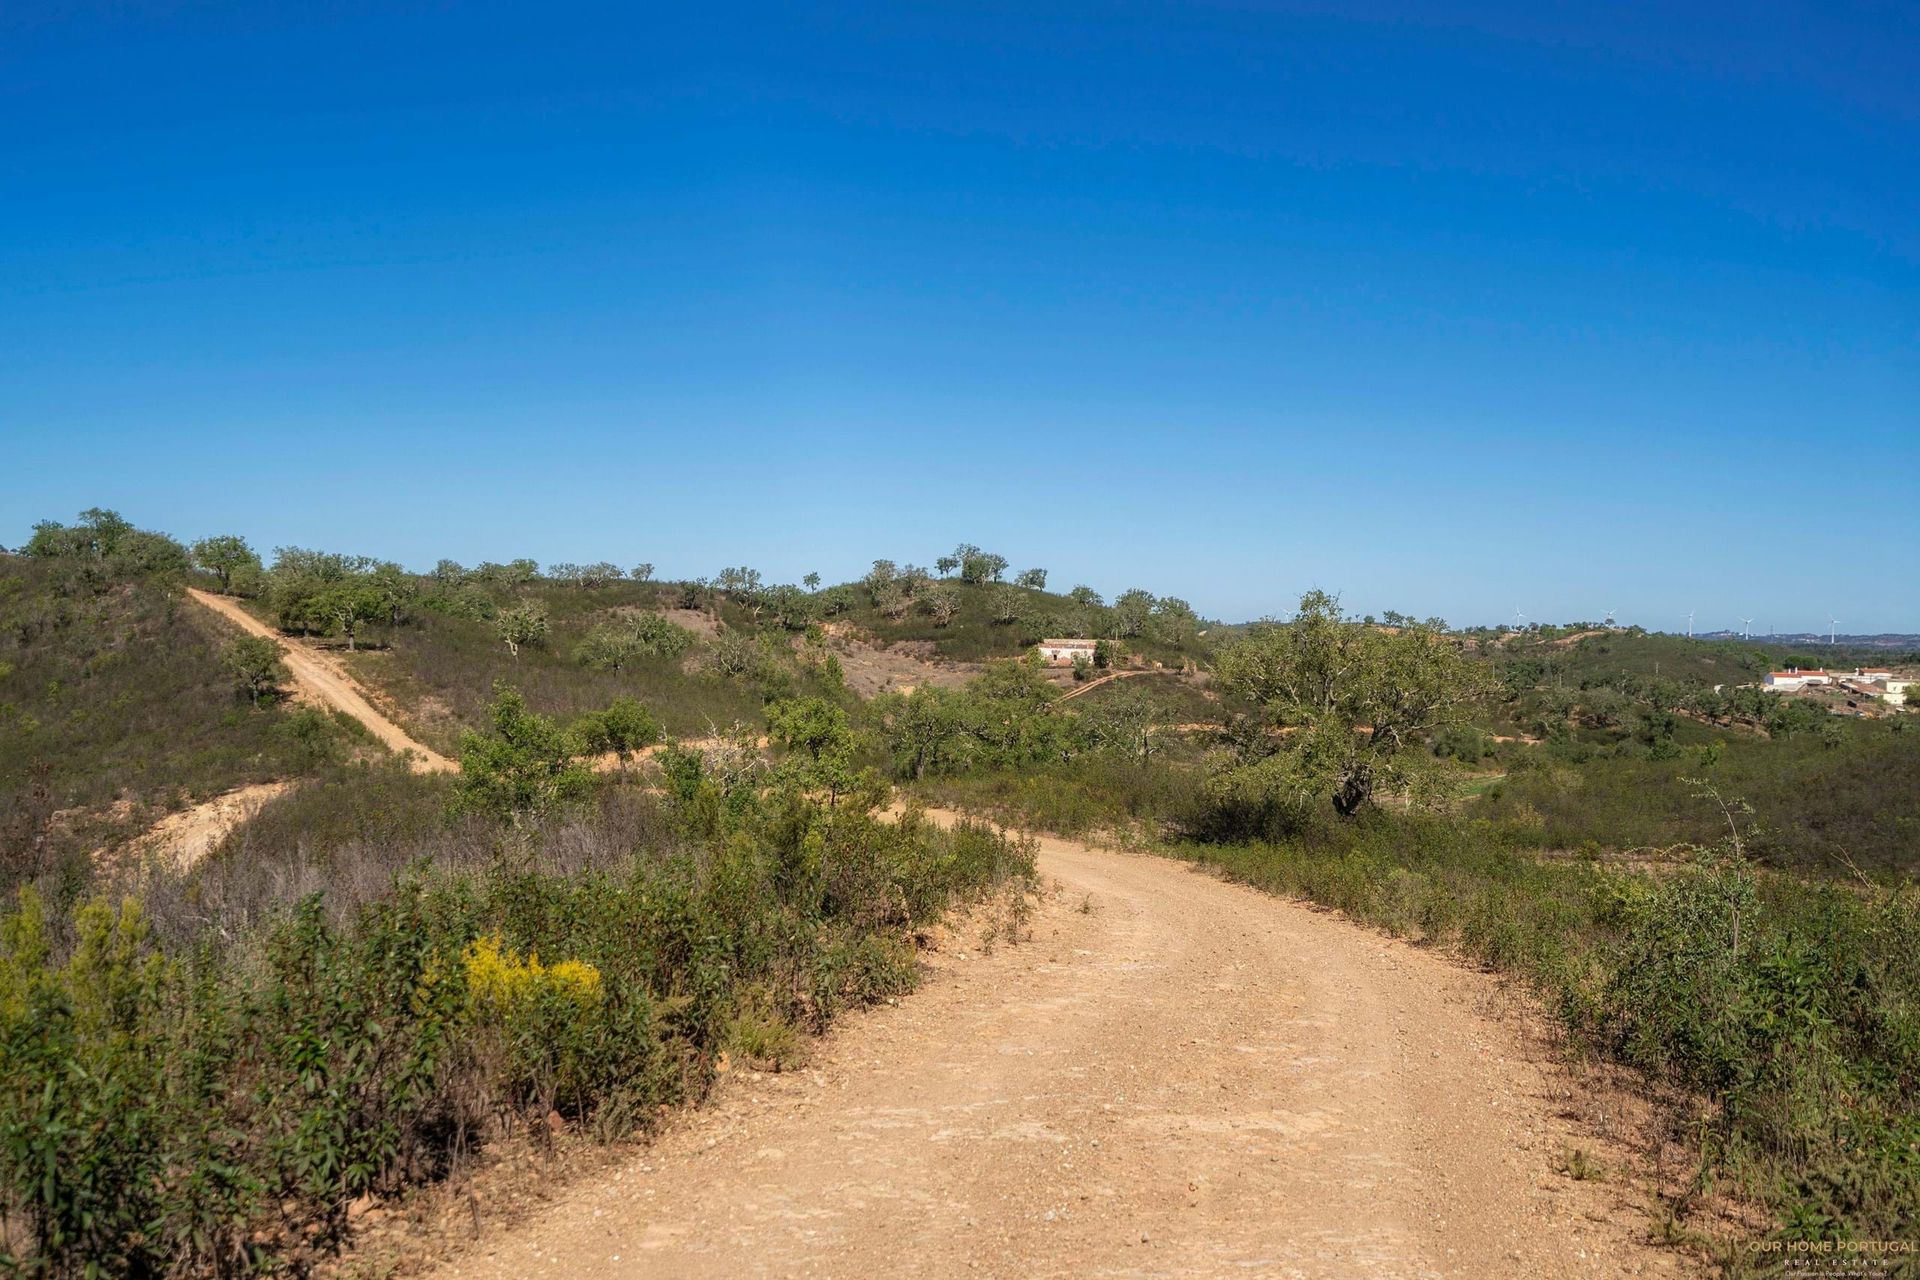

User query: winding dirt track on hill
[186,589,456,772]
[432,813,1680,1280]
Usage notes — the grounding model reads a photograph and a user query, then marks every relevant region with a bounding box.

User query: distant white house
[1849,669,1911,707]
[1036,638,1098,666]
[1764,668,1832,691]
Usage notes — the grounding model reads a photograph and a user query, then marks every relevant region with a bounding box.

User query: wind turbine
[1603,607,1617,628]
[1740,617,1754,640]
[1512,607,1527,631]
[1685,611,1694,639]
[1829,617,1841,645]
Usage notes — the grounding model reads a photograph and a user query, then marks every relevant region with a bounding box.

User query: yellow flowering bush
[462,934,602,1016]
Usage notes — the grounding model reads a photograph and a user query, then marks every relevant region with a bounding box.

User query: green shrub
[571,697,662,760]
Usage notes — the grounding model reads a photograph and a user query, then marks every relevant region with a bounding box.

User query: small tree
[704,629,767,679]
[632,612,697,657]
[1213,591,1494,817]
[874,687,964,779]
[572,697,660,761]
[803,572,821,591]
[716,566,763,598]
[632,562,655,582]
[766,583,816,630]
[1112,589,1157,638]
[495,602,549,657]
[767,696,860,804]
[874,582,911,620]
[191,535,261,594]
[1086,685,1162,761]
[924,584,961,627]
[899,564,932,596]
[1147,596,1199,646]
[576,623,643,671]
[316,578,384,651]
[936,555,959,578]
[455,684,594,822]
[221,635,287,707]
[1015,567,1047,590]
[552,561,623,588]
[366,561,417,626]
[960,549,1008,583]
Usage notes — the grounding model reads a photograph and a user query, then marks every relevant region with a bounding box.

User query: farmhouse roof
[1041,638,1097,647]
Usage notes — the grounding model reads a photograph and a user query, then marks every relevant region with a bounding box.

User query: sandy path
[130,780,291,870]
[430,814,1679,1279]
[186,589,456,773]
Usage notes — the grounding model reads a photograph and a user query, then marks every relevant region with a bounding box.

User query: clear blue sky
[3,2,1915,632]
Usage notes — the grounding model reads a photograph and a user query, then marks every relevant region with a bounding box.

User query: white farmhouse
[1036,638,1098,666]
[1764,668,1832,691]
[1849,669,1911,707]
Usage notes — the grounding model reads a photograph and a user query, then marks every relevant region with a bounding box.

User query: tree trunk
[1332,771,1372,818]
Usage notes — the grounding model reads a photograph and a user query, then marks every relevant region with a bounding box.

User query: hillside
[0,547,355,877]
[315,580,793,754]
[180,550,1219,753]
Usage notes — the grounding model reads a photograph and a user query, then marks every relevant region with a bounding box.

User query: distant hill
[1486,630,1772,687]
[1698,629,1920,651]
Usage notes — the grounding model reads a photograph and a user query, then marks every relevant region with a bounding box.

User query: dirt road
[186,589,456,772]
[432,816,1678,1279]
